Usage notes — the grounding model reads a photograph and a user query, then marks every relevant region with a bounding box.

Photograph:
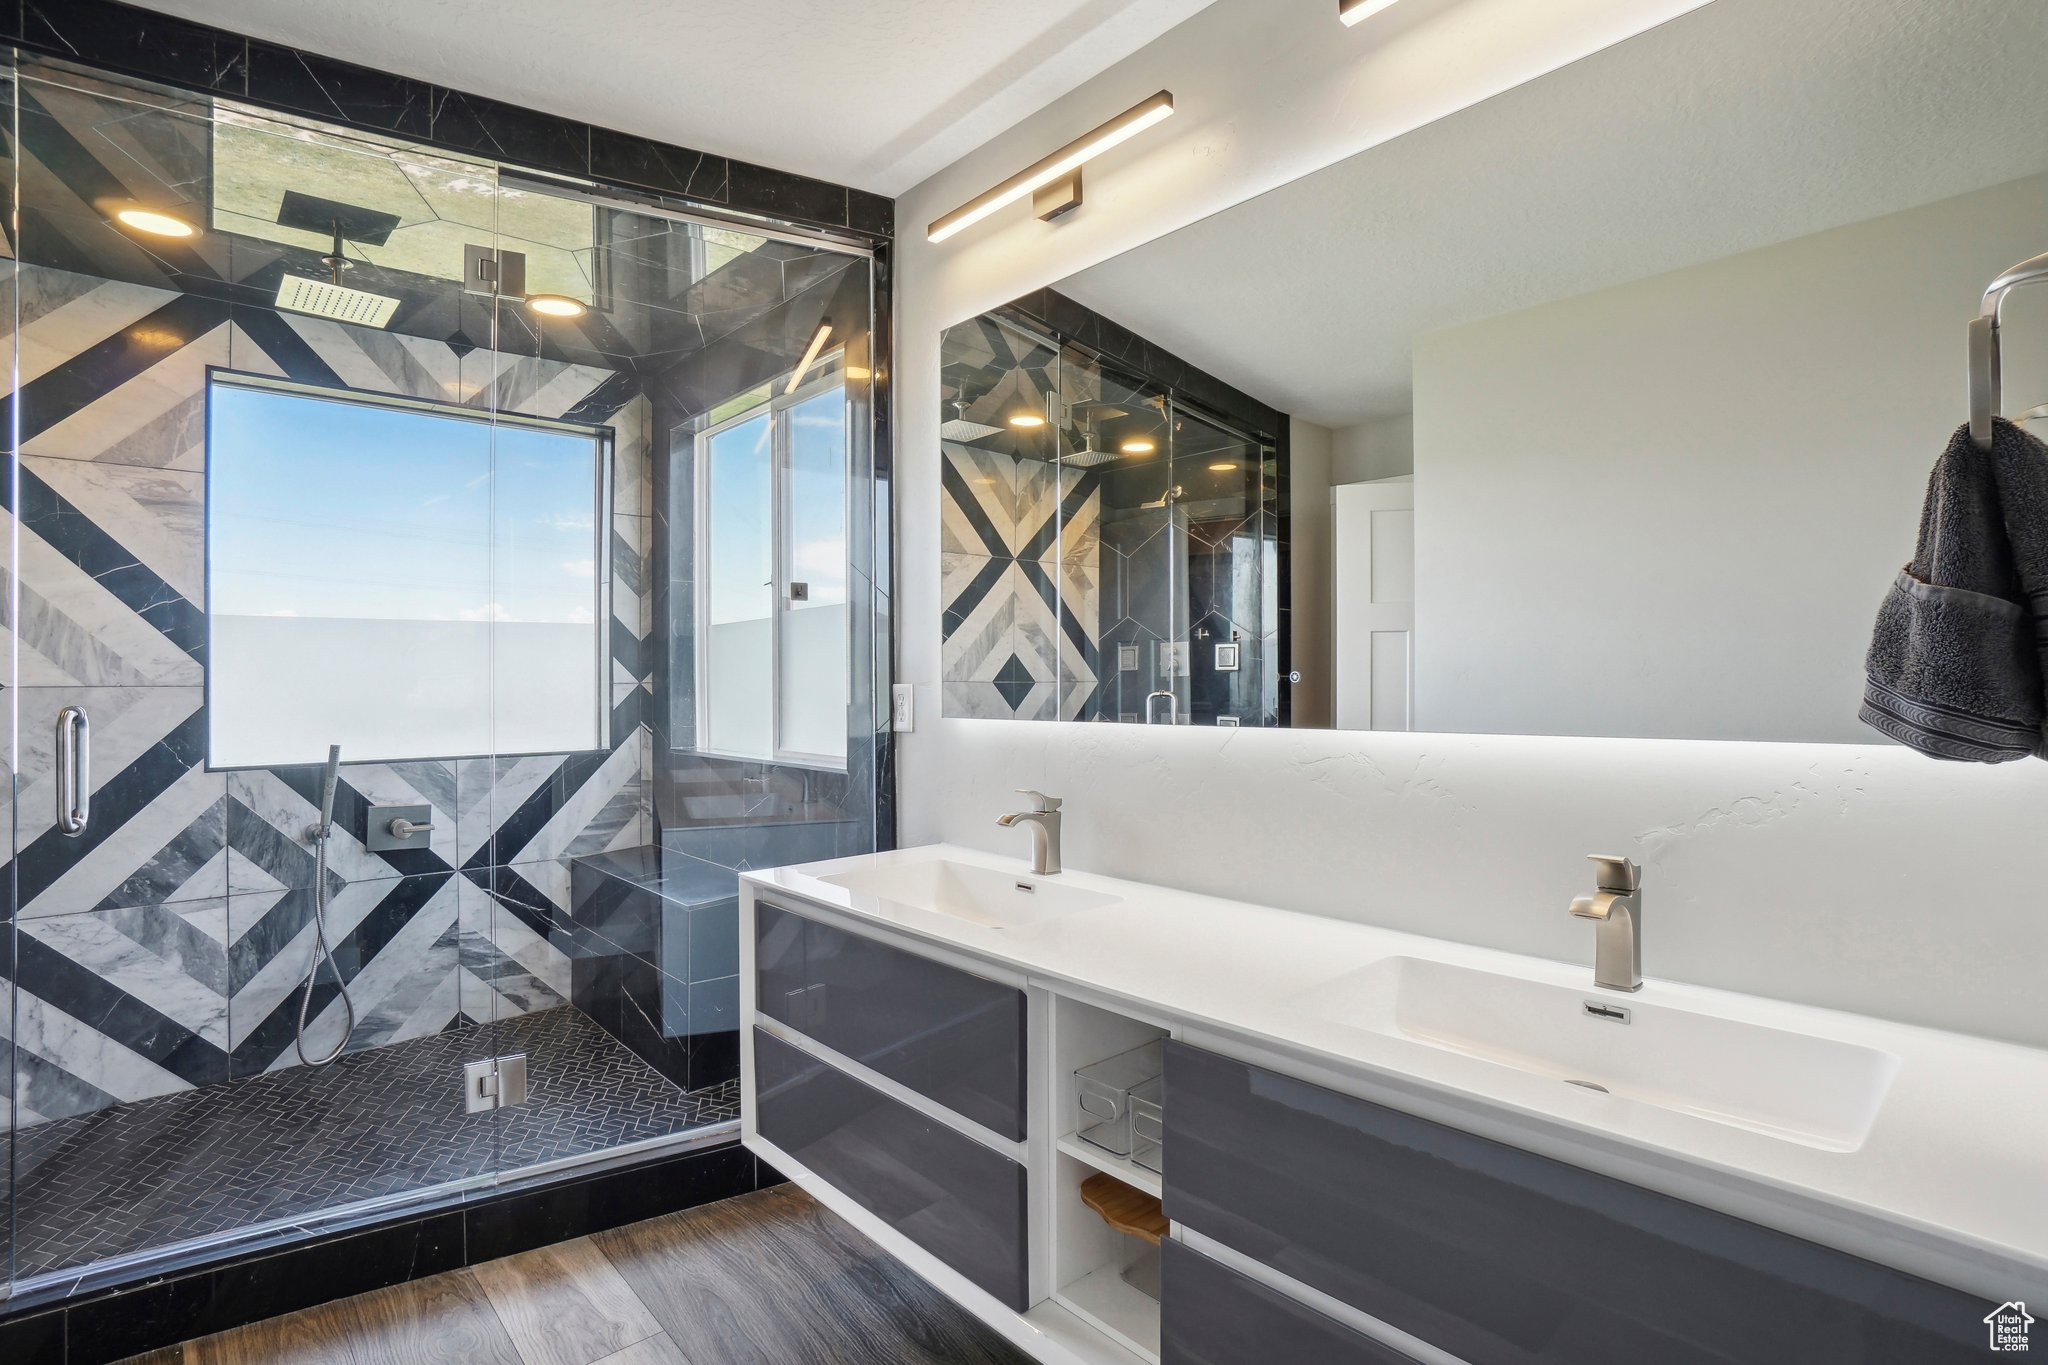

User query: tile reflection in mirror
[940,303,1284,727]
[936,0,2048,743]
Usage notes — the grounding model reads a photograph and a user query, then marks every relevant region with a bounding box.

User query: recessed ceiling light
[1209,461,1239,472]
[1339,0,1404,24]
[526,294,587,318]
[114,207,195,238]
[1009,413,1047,429]
[1120,438,1156,455]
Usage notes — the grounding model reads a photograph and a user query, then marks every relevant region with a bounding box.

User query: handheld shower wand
[315,741,341,837]
[296,744,356,1066]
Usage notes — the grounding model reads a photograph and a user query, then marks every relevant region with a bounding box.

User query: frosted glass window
[696,374,849,767]
[207,376,606,767]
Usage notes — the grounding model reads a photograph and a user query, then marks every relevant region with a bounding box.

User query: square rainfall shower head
[940,415,1005,442]
[275,190,402,245]
[274,274,400,328]
[1059,445,1120,468]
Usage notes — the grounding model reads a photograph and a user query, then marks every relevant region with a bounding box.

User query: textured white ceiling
[128,0,1219,194]
[1058,0,2048,427]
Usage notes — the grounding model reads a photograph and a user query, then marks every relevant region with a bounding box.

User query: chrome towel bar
[1969,250,2048,450]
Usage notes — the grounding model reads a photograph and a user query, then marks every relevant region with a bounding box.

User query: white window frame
[204,369,614,768]
[692,366,850,770]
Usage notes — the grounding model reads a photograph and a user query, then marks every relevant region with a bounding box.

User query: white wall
[1413,174,2048,742]
[1332,414,1415,485]
[893,0,2048,1051]
[1287,417,1334,727]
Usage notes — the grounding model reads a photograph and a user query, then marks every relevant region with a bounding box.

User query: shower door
[1053,343,1279,728]
[2,50,17,1299]
[1169,401,1279,726]
[0,42,876,1296]
[1061,345,1186,724]
[0,54,552,1289]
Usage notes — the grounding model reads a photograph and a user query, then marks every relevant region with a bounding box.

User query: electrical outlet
[891,683,915,733]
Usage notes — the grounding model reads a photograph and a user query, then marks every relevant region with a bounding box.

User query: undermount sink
[818,858,1120,928]
[1294,957,1898,1151]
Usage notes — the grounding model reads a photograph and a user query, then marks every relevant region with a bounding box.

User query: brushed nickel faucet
[997,789,1063,875]
[1570,855,1643,992]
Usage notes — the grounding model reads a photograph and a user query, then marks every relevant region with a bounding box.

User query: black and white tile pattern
[12,1005,738,1280]
[1,259,655,1127]
[0,45,900,1297]
[940,298,1291,726]
[937,315,1102,722]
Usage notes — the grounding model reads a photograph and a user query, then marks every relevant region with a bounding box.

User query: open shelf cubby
[1051,1150,1162,1363]
[1056,1133,1163,1199]
[1047,991,1171,1363]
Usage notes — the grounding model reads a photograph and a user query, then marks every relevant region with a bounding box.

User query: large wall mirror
[938,0,2048,741]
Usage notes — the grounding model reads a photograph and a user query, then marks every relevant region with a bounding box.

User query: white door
[1333,477,1415,730]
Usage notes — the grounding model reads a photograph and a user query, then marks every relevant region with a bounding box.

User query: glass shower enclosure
[939,309,1282,725]
[0,50,882,1298]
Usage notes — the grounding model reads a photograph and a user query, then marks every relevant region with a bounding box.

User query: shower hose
[296,756,357,1066]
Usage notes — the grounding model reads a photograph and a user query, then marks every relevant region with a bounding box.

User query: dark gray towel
[1861,418,2048,761]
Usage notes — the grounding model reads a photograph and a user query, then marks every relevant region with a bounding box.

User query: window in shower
[695,370,850,767]
[206,374,610,766]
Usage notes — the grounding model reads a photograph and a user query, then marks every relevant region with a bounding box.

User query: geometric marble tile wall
[1,262,655,1128]
[941,293,1292,727]
[938,311,1104,722]
[940,439,1101,722]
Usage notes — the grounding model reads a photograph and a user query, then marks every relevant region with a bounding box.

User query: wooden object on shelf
[1079,1172,1169,1245]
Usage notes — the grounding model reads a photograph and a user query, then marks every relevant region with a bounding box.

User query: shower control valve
[367,802,435,852]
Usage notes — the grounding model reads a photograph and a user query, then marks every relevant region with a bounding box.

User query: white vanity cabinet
[747,895,1034,1311]
[744,888,1174,1364]
[740,853,2039,1365]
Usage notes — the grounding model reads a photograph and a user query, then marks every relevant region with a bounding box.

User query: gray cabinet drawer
[1163,1041,1981,1365]
[755,901,1027,1139]
[754,1028,1030,1310]
[1161,1238,1423,1365]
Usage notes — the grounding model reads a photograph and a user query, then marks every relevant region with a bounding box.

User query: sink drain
[1564,1078,1610,1094]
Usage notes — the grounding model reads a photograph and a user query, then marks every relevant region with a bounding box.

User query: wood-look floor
[119,1186,1033,1365]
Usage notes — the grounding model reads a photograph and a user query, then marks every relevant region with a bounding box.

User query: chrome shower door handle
[55,705,90,836]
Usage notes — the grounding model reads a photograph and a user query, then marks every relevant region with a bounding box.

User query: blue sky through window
[706,411,772,627]
[209,381,600,625]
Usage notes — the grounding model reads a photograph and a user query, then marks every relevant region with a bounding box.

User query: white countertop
[743,844,2048,1303]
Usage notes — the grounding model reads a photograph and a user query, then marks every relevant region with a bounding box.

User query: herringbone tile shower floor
[14,1007,741,1280]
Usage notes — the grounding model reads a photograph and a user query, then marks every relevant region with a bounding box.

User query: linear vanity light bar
[1339,0,1404,24]
[927,92,1176,244]
[789,320,833,394]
